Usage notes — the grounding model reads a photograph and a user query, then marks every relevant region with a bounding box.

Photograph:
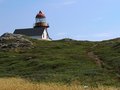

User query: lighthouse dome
[36,11,46,18]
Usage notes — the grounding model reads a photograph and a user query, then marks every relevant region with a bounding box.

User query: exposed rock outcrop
[0,33,33,49]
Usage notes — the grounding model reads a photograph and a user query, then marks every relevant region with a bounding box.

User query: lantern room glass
[36,18,46,23]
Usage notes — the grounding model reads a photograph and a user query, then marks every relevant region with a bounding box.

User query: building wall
[42,29,49,40]
[31,36,42,40]
[31,35,51,40]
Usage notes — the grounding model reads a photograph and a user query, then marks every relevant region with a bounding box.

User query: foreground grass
[0,78,119,90]
[0,39,120,86]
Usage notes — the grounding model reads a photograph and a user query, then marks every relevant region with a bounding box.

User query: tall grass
[0,77,119,90]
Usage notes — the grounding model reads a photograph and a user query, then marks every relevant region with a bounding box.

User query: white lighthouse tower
[34,11,50,40]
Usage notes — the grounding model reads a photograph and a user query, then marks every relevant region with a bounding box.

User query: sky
[0,0,120,41]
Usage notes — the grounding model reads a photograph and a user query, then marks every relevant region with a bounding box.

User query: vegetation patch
[0,37,120,87]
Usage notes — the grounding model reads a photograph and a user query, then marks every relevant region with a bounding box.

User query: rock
[0,33,33,49]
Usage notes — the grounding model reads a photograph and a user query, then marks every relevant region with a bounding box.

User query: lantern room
[34,11,49,28]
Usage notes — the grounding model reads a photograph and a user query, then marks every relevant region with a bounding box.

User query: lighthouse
[14,11,51,40]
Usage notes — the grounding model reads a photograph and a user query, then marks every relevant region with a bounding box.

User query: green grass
[0,39,120,87]
[93,39,120,76]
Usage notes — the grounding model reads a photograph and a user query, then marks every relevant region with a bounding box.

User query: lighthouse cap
[36,11,46,18]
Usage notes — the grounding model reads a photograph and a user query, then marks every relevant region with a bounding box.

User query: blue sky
[0,0,120,41]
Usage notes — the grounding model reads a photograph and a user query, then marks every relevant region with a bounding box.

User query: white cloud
[56,32,67,37]
[94,32,113,37]
[95,31,120,38]
[93,17,103,22]
[63,0,77,5]
[96,17,103,21]
[48,0,77,9]
[54,31,120,41]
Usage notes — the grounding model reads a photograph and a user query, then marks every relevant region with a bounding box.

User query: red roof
[36,11,46,18]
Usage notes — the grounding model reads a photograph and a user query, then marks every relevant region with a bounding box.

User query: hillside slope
[0,34,120,86]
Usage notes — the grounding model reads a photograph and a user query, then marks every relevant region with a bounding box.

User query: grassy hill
[0,37,120,87]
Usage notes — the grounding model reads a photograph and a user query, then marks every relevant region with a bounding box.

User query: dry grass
[0,77,119,90]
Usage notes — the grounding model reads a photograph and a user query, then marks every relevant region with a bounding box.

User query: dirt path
[87,51,104,68]
[87,51,120,79]
[87,45,120,78]
[87,44,105,68]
